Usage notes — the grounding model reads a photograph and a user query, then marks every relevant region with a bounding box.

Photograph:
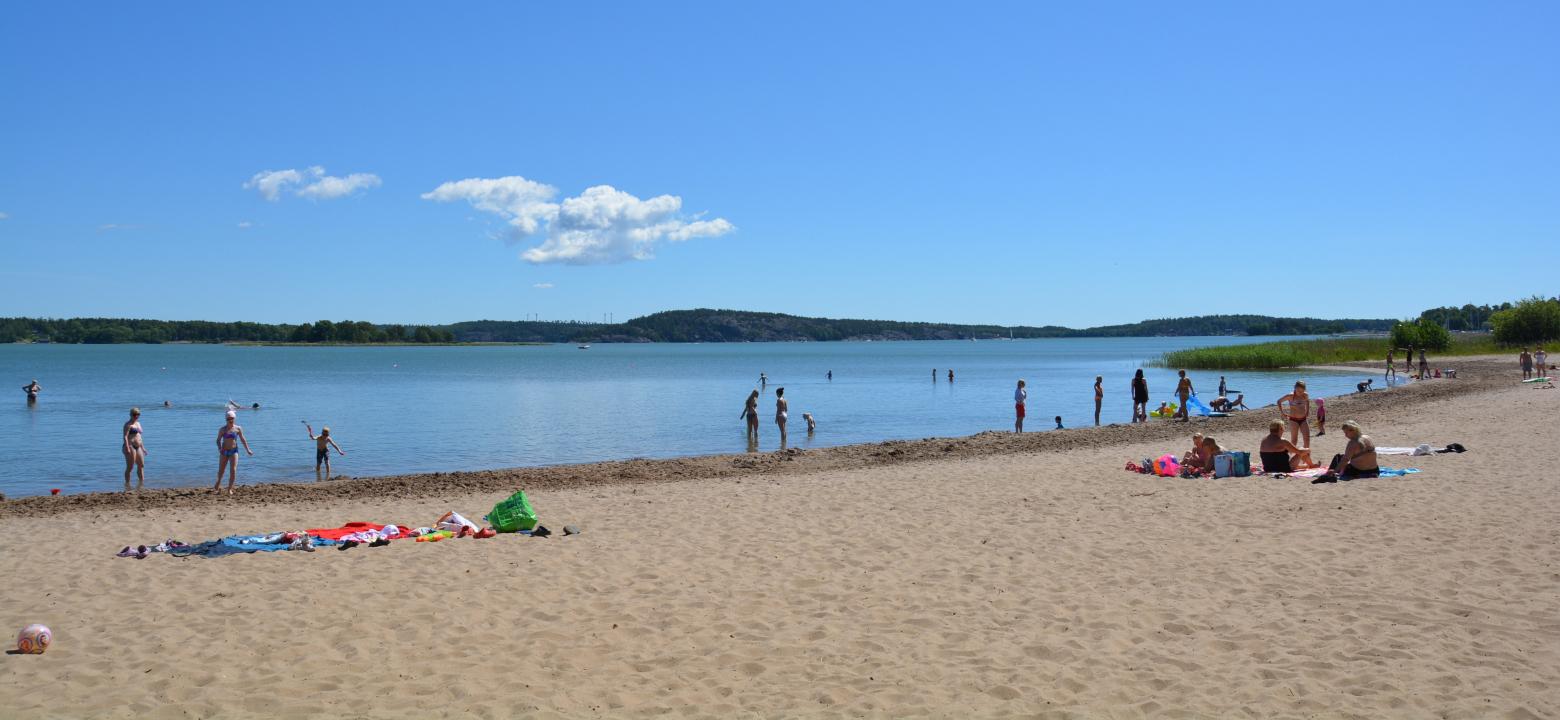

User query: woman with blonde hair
[122,408,146,491]
[1316,420,1379,483]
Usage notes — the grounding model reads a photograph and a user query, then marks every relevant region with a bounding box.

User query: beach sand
[2,356,1555,718]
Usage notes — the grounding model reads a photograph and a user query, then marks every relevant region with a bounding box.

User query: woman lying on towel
[1259,420,1316,473]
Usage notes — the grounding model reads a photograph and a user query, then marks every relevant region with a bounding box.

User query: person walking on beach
[1520,348,1533,380]
[740,390,760,440]
[1093,376,1103,425]
[1174,370,1194,422]
[1014,379,1028,432]
[1418,348,1429,378]
[774,387,789,449]
[1314,398,1326,437]
[1131,369,1149,423]
[1404,347,1413,374]
[22,379,41,404]
[122,407,146,492]
[214,410,253,494]
[1277,381,1311,448]
[1537,347,1549,376]
[306,423,345,482]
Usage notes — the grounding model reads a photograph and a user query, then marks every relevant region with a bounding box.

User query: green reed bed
[1156,335,1503,370]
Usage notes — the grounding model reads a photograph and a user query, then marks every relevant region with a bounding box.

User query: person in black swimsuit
[1317,420,1379,483]
[1131,370,1149,423]
[1259,420,1313,473]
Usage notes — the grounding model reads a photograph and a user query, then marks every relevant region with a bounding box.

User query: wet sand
[2,355,1555,718]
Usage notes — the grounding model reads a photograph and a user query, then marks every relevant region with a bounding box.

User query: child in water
[306,422,345,481]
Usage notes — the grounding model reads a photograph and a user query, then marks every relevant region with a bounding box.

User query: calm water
[0,338,1379,497]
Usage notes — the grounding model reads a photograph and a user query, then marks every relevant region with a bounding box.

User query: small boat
[577,344,591,350]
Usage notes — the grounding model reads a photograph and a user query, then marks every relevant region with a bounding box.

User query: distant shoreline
[0,355,1505,513]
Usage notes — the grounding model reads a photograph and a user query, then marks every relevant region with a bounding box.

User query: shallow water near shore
[0,338,1388,496]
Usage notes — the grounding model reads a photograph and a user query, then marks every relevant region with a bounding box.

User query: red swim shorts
[1015,403,1026,418]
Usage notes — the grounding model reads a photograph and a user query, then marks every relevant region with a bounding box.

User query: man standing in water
[1093,376,1103,426]
[22,379,41,403]
[1386,348,1396,381]
[1174,370,1194,422]
[1014,379,1027,432]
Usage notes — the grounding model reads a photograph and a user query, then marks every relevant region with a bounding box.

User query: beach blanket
[307,522,396,541]
[169,534,339,558]
[1378,467,1420,477]
[1377,445,1433,456]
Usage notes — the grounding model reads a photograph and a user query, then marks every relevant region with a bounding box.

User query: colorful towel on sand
[169,534,339,558]
[306,522,394,541]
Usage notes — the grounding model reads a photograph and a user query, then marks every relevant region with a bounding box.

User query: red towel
[306,522,385,541]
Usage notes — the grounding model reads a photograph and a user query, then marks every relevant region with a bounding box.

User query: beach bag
[1151,455,1180,477]
[488,491,538,533]
[1213,452,1251,478]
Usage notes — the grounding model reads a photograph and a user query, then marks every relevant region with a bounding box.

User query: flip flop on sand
[339,540,360,551]
[368,538,391,547]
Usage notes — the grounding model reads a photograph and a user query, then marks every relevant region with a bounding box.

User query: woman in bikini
[774,387,789,449]
[215,410,253,494]
[740,390,760,440]
[1276,380,1311,448]
[1316,420,1379,483]
[122,407,146,491]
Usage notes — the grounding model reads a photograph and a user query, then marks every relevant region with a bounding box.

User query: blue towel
[1378,467,1420,477]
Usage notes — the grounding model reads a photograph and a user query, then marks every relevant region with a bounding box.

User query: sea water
[0,338,1384,496]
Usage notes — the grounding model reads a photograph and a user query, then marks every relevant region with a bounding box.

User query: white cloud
[421,176,558,235]
[532,282,554,289]
[0,212,9,220]
[244,166,381,201]
[423,175,734,265]
[237,221,253,229]
[97,223,141,232]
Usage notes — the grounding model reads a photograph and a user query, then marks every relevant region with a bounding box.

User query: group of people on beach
[116,408,345,494]
[741,382,816,450]
[21,380,346,494]
[1175,417,1377,482]
[1518,347,1550,380]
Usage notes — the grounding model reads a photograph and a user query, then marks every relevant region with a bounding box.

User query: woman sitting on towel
[1194,436,1223,474]
[1259,420,1314,473]
[1180,434,1206,467]
[1324,420,1379,481]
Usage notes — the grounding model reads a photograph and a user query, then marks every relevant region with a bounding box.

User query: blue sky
[2,2,1555,327]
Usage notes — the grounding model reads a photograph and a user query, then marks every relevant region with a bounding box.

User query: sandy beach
[2,356,1556,718]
